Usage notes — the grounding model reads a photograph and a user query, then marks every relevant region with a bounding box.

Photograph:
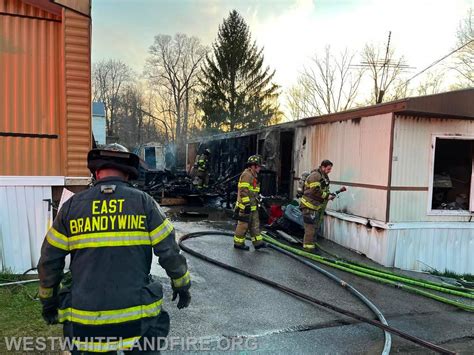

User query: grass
[428,269,474,282]
[0,273,62,354]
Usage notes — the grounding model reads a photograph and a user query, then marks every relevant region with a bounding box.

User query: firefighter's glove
[172,289,191,309]
[41,298,59,325]
[244,205,251,214]
[328,193,336,201]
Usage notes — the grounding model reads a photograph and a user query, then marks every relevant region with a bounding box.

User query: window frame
[427,134,474,216]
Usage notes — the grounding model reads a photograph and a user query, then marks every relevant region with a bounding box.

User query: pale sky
[92,0,472,114]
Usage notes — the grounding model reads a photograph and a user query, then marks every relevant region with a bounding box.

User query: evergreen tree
[197,10,280,131]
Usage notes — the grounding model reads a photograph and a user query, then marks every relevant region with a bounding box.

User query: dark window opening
[431,138,473,211]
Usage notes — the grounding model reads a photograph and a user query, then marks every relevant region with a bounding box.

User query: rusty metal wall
[294,113,393,221]
[53,0,90,16]
[390,115,474,222]
[0,0,63,175]
[63,8,91,176]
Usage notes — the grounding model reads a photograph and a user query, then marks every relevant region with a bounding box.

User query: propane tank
[296,171,310,198]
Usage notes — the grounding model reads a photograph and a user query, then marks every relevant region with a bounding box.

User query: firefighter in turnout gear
[299,160,335,252]
[37,144,191,354]
[193,148,211,189]
[233,155,266,251]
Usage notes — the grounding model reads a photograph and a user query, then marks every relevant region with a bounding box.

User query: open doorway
[279,130,294,197]
[431,137,473,211]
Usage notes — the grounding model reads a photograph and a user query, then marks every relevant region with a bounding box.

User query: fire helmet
[87,143,140,180]
[246,155,263,167]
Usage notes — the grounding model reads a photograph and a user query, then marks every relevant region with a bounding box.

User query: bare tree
[92,59,133,137]
[362,42,406,104]
[113,84,166,149]
[286,47,364,119]
[453,8,474,87]
[144,33,208,164]
[415,71,446,96]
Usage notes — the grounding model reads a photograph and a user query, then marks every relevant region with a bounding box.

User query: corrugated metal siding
[54,0,90,16]
[325,215,474,274]
[0,0,62,175]
[0,0,60,19]
[0,185,52,273]
[63,8,91,176]
[394,228,474,274]
[294,113,392,221]
[390,116,474,222]
[325,215,398,267]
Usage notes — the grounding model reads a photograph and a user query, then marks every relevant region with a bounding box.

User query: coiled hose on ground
[179,231,454,355]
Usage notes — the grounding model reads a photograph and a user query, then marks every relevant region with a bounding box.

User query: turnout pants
[301,207,324,250]
[67,310,170,355]
[196,171,209,189]
[233,210,263,247]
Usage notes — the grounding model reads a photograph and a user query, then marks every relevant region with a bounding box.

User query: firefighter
[299,159,335,252]
[193,148,211,190]
[37,144,191,354]
[233,155,266,251]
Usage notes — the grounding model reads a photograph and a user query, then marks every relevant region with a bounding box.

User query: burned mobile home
[189,89,474,274]
[187,123,297,198]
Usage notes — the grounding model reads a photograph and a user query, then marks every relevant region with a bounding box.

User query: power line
[405,39,474,84]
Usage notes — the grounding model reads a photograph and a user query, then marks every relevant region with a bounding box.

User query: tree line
[92,8,473,154]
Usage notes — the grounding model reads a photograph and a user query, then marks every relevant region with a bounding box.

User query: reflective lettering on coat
[92,199,125,215]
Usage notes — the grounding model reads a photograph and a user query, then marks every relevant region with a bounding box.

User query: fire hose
[179,231,455,354]
[261,232,474,311]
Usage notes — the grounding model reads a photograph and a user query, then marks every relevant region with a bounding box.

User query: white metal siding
[390,116,474,222]
[325,215,474,274]
[394,227,474,274]
[390,191,472,222]
[0,185,52,273]
[294,113,392,221]
[325,215,398,266]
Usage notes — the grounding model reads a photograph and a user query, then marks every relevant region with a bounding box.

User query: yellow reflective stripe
[303,244,315,249]
[150,219,174,246]
[58,299,163,325]
[51,227,68,242]
[172,271,190,288]
[250,206,257,211]
[73,336,140,352]
[38,286,53,299]
[307,181,321,188]
[234,235,246,244]
[237,203,246,210]
[69,231,148,242]
[301,197,322,210]
[254,234,263,241]
[249,186,260,192]
[238,182,251,188]
[67,231,150,250]
[241,196,250,203]
[322,191,328,198]
[46,228,69,251]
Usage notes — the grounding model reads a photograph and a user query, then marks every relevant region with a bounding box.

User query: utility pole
[377,31,392,104]
[351,31,414,104]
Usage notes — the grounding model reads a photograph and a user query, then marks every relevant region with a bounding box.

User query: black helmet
[87,143,140,180]
[246,155,263,167]
[204,148,211,156]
